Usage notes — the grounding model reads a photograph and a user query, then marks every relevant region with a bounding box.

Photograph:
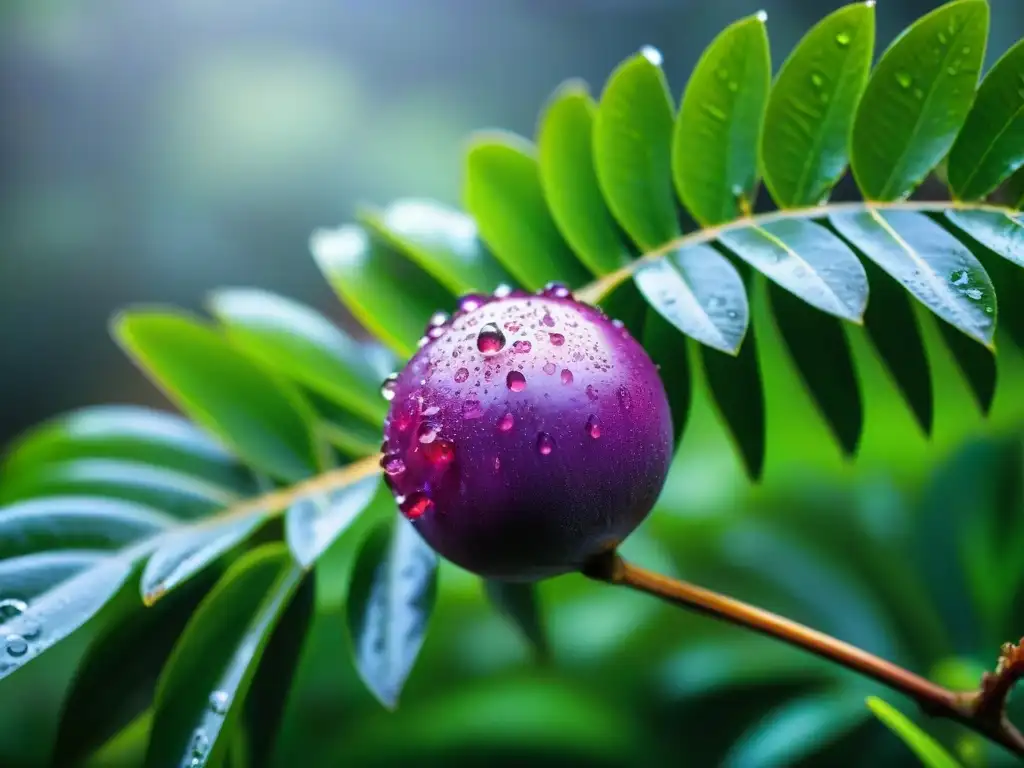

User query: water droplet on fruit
[416,336,430,348]
[477,323,506,355]
[586,385,599,401]
[402,492,434,520]
[504,321,521,333]
[380,374,399,401]
[424,439,456,465]
[417,423,439,444]
[494,283,513,298]
[617,386,633,410]
[209,691,230,715]
[836,31,851,46]
[542,281,571,299]
[506,371,527,392]
[513,340,532,354]
[586,415,601,439]
[458,294,485,313]
[381,454,406,476]
[498,412,515,432]
[536,432,555,455]
[454,367,470,383]
[493,456,501,470]
[462,399,485,419]
[0,598,27,620]
[542,313,555,327]
[4,634,27,657]
[561,369,574,385]
[543,362,556,375]
[422,405,440,417]
[427,326,445,340]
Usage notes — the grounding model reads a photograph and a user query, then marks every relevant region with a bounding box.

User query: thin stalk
[582,550,1024,758]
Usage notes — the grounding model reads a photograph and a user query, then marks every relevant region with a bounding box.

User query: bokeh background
[3,0,1024,766]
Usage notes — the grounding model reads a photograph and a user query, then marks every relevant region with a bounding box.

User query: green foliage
[866,696,963,767]
[0,1,1022,765]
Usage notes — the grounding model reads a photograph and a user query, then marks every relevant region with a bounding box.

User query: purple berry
[380,290,673,582]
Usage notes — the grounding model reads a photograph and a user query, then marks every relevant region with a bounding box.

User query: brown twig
[582,550,1024,758]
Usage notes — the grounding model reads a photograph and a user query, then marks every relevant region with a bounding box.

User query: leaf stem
[582,550,1024,758]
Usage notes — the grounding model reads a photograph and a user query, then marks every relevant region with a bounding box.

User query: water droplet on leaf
[0,599,27,620]
[209,691,230,715]
[4,634,27,657]
[895,71,912,89]
[835,32,851,46]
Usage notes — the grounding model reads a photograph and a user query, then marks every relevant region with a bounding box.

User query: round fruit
[379,284,673,582]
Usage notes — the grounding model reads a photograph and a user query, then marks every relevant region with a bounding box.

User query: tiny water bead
[498,412,515,432]
[402,492,434,520]
[190,730,210,758]
[586,385,599,401]
[536,432,555,456]
[543,362,556,375]
[618,386,633,411]
[417,422,439,444]
[542,313,555,328]
[506,371,527,392]
[513,340,532,354]
[462,399,485,419]
[209,691,230,715]
[5,634,28,657]
[0,598,27,620]
[454,367,469,383]
[380,374,399,401]
[427,311,449,328]
[549,333,565,346]
[586,415,601,439]
[542,281,572,299]
[423,439,456,465]
[458,294,485,313]
[381,455,406,476]
[504,321,521,333]
[477,323,506,356]
[561,369,574,385]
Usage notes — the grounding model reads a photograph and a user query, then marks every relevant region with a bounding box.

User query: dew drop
[427,311,449,329]
[0,598,27,620]
[548,332,565,347]
[504,321,521,333]
[20,620,40,640]
[417,422,439,444]
[810,73,824,87]
[542,281,571,299]
[536,432,555,456]
[586,384,599,401]
[513,340,532,354]
[493,456,501,470]
[754,9,767,22]
[380,374,399,401]
[494,283,513,298]
[541,313,556,328]
[864,0,875,6]
[424,439,456,465]
[938,31,949,44]
[560,369,574,385]
[543,361,556,375]
[416,336,430,348]
[498,412,515,432]
[965,288,983,301]
[402,492,434,520]
[617,386,633,411]
[458,294,485,313]
[422,405,440,417]
[454,367,470,383]
[427,326,445,340]
[836,31,851,46]
[381,454,406,476]
[640,45,663,67]
[727,80,739,93]
[506,371,527,392]
[477,323,506,355]
[611,318,625,330]
[585,415,601,439]
[4,634,27,657]
[462,399,485,420]
[209,691,230,715]
[895,71,912,89]
[704,104,727,120]
[950,269,969,286]
[716,68,729,81]
[190,731,210,757]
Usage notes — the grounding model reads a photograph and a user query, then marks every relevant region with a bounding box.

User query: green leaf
[347,517,438,709]
[593,48,679,250]
[145,544,304,768]
[0,550,105,600]
[141,514,268,605]
[310,223,453,358]
[0,539,156,682]
[482,580,548,660]
[761,3,875,207]
[113,311,323,483]
[0,459,236,520]
[850,0,989,201]
[642,309,692,445]
[303,388,384,459]
[1005,165,1024,209]
[860,258,933,435]
[717,219,868,322]
[674,13,771,224]
[829,209,997,346]
[725,691,869,768]
[361,199,515,296]
[947,38,1024,200]
[768,283,862,455]
[537,81,631,275]
[634,243,749,354]
[933,314,997,413]
[945,209,1024,268]
[285,474,382,569]
[51,568,217,767]
[463,133,590,290]
[207,288,387,425]
[0,405,257,494]
[0,497,173,559]
[702,329,765,480]
[866,696,962,767]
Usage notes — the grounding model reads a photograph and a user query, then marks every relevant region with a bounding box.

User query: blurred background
[3,0,1024,766]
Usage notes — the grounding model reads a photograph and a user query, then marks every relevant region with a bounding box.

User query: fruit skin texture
[381,289,673,582]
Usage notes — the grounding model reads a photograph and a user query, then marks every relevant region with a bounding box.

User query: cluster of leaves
[0,0,1022,765]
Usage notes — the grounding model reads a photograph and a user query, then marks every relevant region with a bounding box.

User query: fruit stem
[581,550,1024,758]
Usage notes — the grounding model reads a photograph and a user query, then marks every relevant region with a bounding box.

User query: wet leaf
[674,13,771,224]
[593,49,679,250]
[762,2,875,207]
[945,209,1024,268]
[933,313,997,413]
[850,0,988,200]
[642,308,693,445]
[285,474,381,569]
[0,550,105,600]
